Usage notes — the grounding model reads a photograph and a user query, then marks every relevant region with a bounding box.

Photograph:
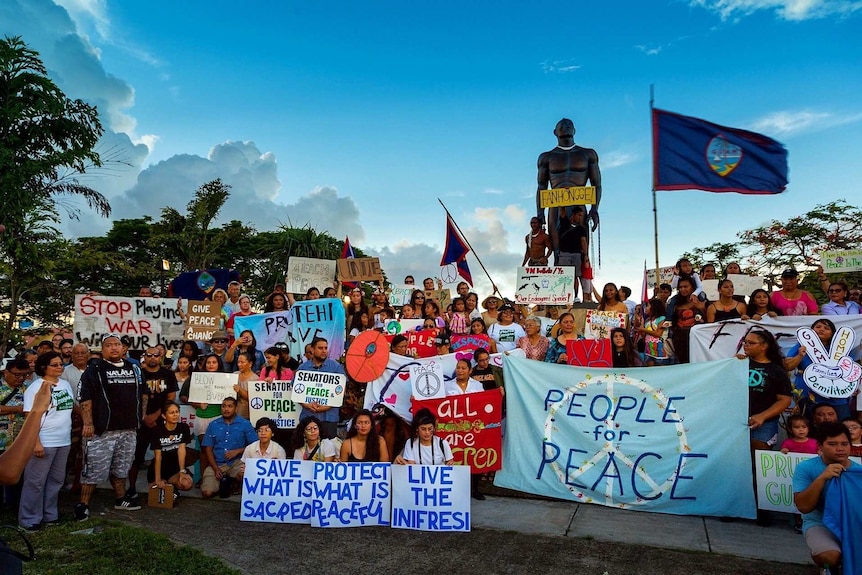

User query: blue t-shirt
[792,455,861,533]
[296,358,345,423]
[201,415,256,466]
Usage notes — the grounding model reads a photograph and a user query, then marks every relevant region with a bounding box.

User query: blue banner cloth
[494,355,756,517]
[824,466,862,575]
[652,108,788,194]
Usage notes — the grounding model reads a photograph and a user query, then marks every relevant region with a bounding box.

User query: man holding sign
[296,338,345,440]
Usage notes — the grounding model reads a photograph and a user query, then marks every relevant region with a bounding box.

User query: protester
[171,340,201,371]
[181,354,226,479]
[597,283,629,328]
[260,346,294,381]
[844,418,862,457]
[264,292,289,313]
[742,329,792,451]
[705,279,746,322]
[471,349,504,392]
[822,281,861,315]
[469,318,497,353]
[487,304,525,353]
[296,337,345,439]
[516,316,549,360]
[340,409,388,463]
[148,401,195,497]
[18,352,74,531]
[447,297,470,335]
[232,351,259,420]
[610,328,643,368]
[545,312,578,364]
[390,335,410,358]
[669,277,704,364]
[670,258,703,297]
[225,295,255,342]
[637,298,672,366]
[347,310,372,345]
[240,417,286,479]
[742,289,781,321]
[201,397,256,498]
[396,408,455,466]
[292,416,337,462]
[481,295,501,327]
[465,292,482,321]
[224,329,265,373]
[812,404,839,426]
[772,268,818,316]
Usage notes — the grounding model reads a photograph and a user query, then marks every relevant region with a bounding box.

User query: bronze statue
[536,118,602,262]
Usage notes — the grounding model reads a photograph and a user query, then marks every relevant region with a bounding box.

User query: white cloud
[601,150,638,169]
[541,59,582,74]
[481,188,505,195]
[749,110,862,136]
[635,44,662,56]
[690,0,862,21]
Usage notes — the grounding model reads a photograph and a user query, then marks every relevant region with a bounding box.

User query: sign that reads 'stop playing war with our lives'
[74,294,186,350]
[515,266,576,305]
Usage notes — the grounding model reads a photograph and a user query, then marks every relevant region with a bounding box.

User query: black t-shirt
[471,366,499,391]
[748,360,792,419]
[148,421,192,482]
[558,219,587,254]
[141,367,179,415]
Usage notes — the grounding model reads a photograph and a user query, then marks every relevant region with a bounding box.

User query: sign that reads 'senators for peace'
[292,370,346,407]
[248,380,300,430]
[515,266,576,305]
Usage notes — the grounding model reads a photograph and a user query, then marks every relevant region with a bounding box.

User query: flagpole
[437,198,503,298]
[650,84,660,295]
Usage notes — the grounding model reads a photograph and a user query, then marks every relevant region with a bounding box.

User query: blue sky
[2,0,861,299]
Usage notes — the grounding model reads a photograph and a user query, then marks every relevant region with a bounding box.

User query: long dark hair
[750,329,784,365]
[598,283,621,310]
[647,298,666,320]
[610,328,640,367]
[292,416,323,451]
[345,409,382,461]
[746,289,781,317]
[198,353,225,373]
[262,346,289,377]
[179,340,201,364]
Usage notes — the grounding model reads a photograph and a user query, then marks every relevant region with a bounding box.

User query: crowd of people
[2,256,861,572]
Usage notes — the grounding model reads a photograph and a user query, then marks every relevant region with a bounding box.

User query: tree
[680,242,743,274]
[0,36,111,354]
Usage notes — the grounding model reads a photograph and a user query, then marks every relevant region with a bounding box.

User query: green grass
[1,516,240,575]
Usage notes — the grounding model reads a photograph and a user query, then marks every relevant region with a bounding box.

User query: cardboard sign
[539,186,596,208]
[412,390,503,473]
[184,300,221,341]
[311,462,391,528]
[293,370,346,407]
[388,284,414,307]
[73,294,186,351]
[391,465,471,532]
[407,329,438,358]
[337,257,382,282]
[822,249,862,273]
[515,266,576,305]
[410,360,446,400]
[754,450,862,512]
[148,484,174,509]
[242,459,314,524]
[566,338,612,367]
[286,257,336,294]
[248,380,300,430]
[187,372,239,404]
[645,266,675,288]
[584,309,625,340]
[424,289,452,311]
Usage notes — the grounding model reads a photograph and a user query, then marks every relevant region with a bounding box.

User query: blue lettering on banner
[240,458,314,524]
[390,464,471,532]
[311,462,391,528]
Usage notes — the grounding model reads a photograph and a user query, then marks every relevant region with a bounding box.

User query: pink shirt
[771,290,818,316]
[780,437,818,454]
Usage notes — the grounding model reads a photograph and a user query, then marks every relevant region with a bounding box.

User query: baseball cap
[434,333,451,346]
[781,268,799,278]
[210,331,228,341]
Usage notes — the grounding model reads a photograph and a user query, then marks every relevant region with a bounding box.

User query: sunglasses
[143,353,161,358]
[211,339,228,343]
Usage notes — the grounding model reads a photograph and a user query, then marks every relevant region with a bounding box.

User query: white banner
[73,294,186,351]
[391,465,471,532]
[410,360,446,400]
[822,249,862,273]
[515,266,576,305]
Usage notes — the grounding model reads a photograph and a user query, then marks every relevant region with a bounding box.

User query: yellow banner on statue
[539,186,596,208]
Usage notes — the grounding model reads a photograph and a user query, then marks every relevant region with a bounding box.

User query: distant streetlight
[159,259,171,295]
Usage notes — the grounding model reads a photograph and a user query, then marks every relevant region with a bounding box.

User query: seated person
[793,422,859,573]
[200,397,256,498]
[240,417,287,480]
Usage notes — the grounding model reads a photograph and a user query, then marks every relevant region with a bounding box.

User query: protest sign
[795,325,860,398]
[184,300,221,341]
[391,465,471,532]
[727,274,764,297]
[241,459,314,523]
[364,349,525,424]
[566,339,612,367]
[690,315,862,363]
[754,450,862,512]
[248,380,299,429]
[73,294,185,350]
[187,371,239,404]
[286,257,336,294]
[822,249,862,273]
[539,186,596,209]
[293,370,346,408]
[645,266,675,288]
[337,257,382,282]
[450,334,491,353]
[289,299,347,363]
[388,284,414,307]
[311,462,391,528]
[233,311,292,351]
[515,266,576,305]
[495,355,756,517]
[412,390,502,473]
[701,279,719,301]
[410,359,446,400]
[584,309,625,340]
[424,289,451,310]
[407,329,438,358]
[383,319,423,335]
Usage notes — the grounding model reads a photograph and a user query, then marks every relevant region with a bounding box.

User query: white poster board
[241,459,314,523]
[822,249,862,273]
[388,284,414,307]
[187,372,239,404]
[391,465,471,532]
[248,380,300,429]
[755,450,861,512]
[310,462,391,528]
[73,294,186,350]
[410,360,446,400]
[286,257,336,294]
[292,371,346,408]
[727,274,764,298]
[514,266,576,305]
[584,309,625,340]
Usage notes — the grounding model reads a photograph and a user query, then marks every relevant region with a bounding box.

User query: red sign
[566,338,612,367]
[407,329,438,358]
[450,334,491,353]
[412,389,502,473]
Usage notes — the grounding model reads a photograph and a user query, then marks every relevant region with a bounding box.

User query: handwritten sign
[391,465,471,532]
[413,390,503,473]
[754,450,862,512]
[407,329,438,358]
[241,459,314,524]
[584,309,625,339]
[293,370,346,408]
[73,294,185,351]
[515,266,576,305]
[566,339,612,367]
[727,274,764,298]
[311,462,391,528]
[388,284,414,307]
[822,249,862,273]
[187,372,239,404]
[184,300,221,341]
[410,360,446,400]
[645,266,675,288]
[450,334,491,353]
[289,299,346,363]
[337,257,382,282]
[539,186,596,209]
[424,289,452,310]
[248,380,299,429]
[286,257,336,294]
[495,355,756,517]
[796,326,860,398]
[233,311,291,351]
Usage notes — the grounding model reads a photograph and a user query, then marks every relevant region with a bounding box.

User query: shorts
[804,525,841,556]
[133,426,153,466]
[200,460,243,494]
[557,252,582,276]
[750,420,779,446]
[81,430,137,484]
[194,415,218,437]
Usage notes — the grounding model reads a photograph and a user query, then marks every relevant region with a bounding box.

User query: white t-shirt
[293,438,338,462]
[488,322,526,352]
[241,440,287,464]
[401,437,454,465]
[24,378,75,448]
[444,377,484,396]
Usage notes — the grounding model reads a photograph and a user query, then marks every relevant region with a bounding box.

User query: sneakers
[74,502,90,521]
[114,494,142,511]
[126,489,140,502]
[18,524,41,532]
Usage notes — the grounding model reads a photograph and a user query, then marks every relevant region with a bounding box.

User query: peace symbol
[440,264,458,284]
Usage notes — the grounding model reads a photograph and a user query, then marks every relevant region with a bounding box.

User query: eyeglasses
[828,288,844,293]
[845,425,861,430]
[143,353,161,358]
[742,340,764,346]
[8,372,27,378]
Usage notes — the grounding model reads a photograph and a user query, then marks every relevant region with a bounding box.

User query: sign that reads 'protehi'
[292,370,346,407]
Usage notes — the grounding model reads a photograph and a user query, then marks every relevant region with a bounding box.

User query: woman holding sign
[232,351,259,420]
[544,312,578,364]
[705,280,746,323]
[340,410,388,463]
[398,408,454,466]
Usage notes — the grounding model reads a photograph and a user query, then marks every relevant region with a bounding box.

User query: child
[780,414,818,534]
[638,298,672,366]
[670,258,703,298]
[448,297,470,335]
[398,408,454,466]
[843,417,862,457]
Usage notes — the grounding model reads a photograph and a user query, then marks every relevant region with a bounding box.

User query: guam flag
[440,213,473,286]
[652,108,788,194]
[341,236,358,289]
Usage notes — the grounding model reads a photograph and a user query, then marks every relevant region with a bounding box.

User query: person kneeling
[200,397,256,498]
[148,401,197,502]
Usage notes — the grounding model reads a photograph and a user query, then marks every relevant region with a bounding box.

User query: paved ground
[67,477,819,575]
